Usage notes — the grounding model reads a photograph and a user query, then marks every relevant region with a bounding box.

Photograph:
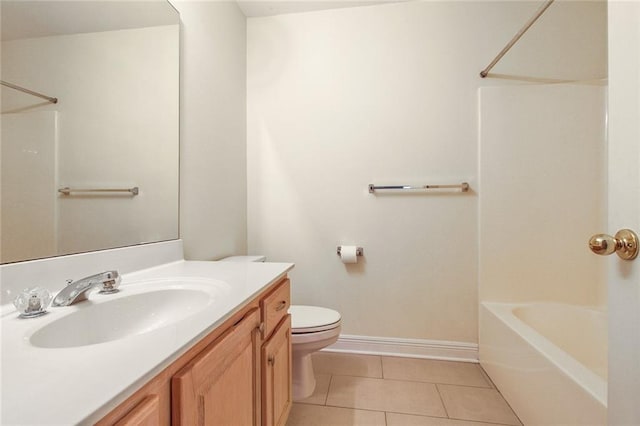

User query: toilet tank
[219,255,266,262]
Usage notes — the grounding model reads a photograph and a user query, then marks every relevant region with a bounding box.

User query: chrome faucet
[52,270,121,307]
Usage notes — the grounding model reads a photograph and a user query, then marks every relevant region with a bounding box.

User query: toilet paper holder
[336,246,364,257]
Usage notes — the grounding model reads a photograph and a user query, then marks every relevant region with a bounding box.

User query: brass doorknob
[589,229,639,260]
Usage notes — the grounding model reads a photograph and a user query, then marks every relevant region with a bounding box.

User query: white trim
[323,334,478,363]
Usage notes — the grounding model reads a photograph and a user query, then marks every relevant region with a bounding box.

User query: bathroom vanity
[0,242,294,425]
[99,274,292,426]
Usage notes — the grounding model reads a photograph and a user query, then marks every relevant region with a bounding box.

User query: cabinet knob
[268,355,275,366]
[258,322,265,333]
[275,301,287,312]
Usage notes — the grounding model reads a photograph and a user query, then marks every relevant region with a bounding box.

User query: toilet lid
[289,305,341,333]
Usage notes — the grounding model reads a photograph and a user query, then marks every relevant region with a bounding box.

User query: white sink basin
[29,278,229,348]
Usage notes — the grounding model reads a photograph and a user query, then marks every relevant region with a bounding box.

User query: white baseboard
[323,334,478,363]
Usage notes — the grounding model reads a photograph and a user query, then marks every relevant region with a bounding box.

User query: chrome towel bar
[368,182,469,193]
[58,187,139,196]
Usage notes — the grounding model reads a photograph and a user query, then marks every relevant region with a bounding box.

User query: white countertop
[1,259,294,425]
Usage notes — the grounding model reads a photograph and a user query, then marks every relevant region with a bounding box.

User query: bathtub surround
[477,67,607,425]
[246,1,606,355]
[1,111,58,262]
[479,84,606,306]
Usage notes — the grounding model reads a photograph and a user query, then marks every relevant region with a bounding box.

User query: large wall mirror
[1,1,180,264]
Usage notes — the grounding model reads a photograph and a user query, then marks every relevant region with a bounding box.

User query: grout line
[316,372,384,380]
[322,402,388,415]
[324,374,333,406]
[380,355,385,379]
[448,414,523,426]
[328,372,492,389]
[437,383,522,426]
[382,377,493,388]
[434,384,450,418]
[384,411,388,426]
[385,411,521,426]
[384,410,448,419]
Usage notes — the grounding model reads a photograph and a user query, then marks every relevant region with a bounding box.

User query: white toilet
[289,305,341,400]
[220,255,342,401]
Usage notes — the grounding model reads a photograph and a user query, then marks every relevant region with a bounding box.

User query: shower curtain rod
[480,0,555,78]
[0,80,58,104]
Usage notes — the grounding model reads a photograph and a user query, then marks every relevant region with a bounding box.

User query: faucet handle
[13,287,51,318]
[99,271,121,294]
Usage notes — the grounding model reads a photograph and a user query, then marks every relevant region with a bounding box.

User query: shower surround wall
[478,84,607,424]
[1,112,58,263]
[246,1,606,354]
[479,84,607,306]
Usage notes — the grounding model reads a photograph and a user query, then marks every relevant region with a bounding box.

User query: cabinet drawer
[261,279,290,339]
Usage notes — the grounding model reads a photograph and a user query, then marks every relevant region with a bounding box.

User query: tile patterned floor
[286,352,522,426]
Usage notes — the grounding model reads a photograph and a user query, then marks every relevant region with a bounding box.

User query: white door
[607,2,640,424]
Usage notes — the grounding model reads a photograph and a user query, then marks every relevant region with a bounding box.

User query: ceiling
[1,1,178,41]
[236,0,407,18]
[1,0,406,41]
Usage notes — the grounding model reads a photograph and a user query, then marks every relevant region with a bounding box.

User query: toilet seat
[289,305,341,334]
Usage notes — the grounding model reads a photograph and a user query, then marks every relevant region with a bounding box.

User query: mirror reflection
[1,0,180,264]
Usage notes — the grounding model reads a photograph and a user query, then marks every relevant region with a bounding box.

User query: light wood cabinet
[97,277,292,426]
[262,314,292,426]
[260,279,290,340]
[172,308,261,425]
[113,395,160,426]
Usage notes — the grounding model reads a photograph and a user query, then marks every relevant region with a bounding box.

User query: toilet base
[290,318,341,401]
[292,352,316,400]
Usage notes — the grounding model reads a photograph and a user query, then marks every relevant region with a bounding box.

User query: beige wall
[174,1,248,261]
[247,1,606,343]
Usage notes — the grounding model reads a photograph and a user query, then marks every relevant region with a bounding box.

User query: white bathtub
[480,302,607,425]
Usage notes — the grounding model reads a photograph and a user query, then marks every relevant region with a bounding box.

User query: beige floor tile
[326,375,447,417]
[382,357,492,388]
[438,384,522,426]
[313,352,383,378]
[286,403,386,426]
[296,374,331,405]
[387,412,502,426]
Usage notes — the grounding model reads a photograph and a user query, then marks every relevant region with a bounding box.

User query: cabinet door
[262,314,292,426]
[173,308,260,426]
[113,395,160,426]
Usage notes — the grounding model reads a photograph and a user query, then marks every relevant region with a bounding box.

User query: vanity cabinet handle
[275,301,287,312]
[268,355,275,366]
[258,322,265,333]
